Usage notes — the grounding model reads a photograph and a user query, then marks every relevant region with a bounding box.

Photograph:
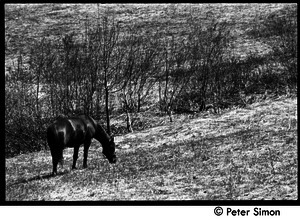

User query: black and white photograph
[4,3,297,201]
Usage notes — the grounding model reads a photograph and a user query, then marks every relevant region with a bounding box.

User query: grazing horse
[47,115,117,175]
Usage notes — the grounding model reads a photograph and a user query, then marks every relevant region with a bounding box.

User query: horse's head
[102,136,117,164]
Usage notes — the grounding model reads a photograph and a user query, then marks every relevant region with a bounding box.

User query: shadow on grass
[7,169,70,187]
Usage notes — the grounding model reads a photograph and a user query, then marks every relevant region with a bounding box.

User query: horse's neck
[95,124,111,146]
[86,115,111,146]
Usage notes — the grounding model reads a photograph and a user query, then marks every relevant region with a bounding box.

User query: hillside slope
[5,4,290,69]
[6,96,297,200]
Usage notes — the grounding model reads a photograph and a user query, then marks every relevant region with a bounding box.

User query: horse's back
[47,116,94,148]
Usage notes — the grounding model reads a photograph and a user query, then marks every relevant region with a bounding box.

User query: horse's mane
[85,115,111,145]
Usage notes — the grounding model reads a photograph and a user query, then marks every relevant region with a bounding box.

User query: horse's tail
[57,131,64,167]
[47,127,64,167]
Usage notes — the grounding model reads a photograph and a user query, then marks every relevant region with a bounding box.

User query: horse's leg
[50,145,59,176]
[72,145,80,169]
[83,139,91,168]
[52,157,58,176]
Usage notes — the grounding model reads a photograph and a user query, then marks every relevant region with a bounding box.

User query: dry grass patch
[6,96,297,200]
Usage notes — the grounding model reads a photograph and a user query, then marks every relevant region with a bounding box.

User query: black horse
[47,115,117,175]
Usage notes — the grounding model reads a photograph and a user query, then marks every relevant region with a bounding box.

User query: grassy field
[5,3,289,67]
[6,95,297,200]
[5,3,297,201]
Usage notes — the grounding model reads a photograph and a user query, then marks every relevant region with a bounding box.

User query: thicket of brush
[5,4,297,158]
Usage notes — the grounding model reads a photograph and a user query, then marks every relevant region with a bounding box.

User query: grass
[5,95,297,200]
[5,3,297,201]
[5,4,291,68]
